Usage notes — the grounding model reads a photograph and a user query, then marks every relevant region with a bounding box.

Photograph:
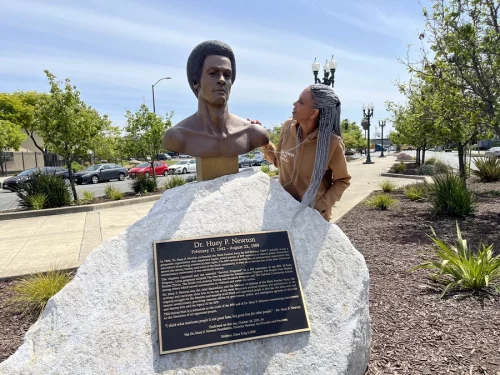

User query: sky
[0,0,427,135]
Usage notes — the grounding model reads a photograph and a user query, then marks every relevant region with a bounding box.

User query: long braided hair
[294,84,341,218]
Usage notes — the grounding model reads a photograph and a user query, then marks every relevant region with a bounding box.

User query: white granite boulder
[0,170,370,375]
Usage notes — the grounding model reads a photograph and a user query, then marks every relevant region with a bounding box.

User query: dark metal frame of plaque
[153,230,311,354]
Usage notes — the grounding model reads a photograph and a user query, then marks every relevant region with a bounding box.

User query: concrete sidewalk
[0,155,411,279]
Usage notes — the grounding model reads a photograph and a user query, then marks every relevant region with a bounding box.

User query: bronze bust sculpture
[163,40,269,157]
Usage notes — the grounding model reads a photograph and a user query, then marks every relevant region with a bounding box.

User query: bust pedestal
[195,156,239,181]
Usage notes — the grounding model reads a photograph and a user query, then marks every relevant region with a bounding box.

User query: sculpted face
[195,55,232,107]
[292,87,318,123]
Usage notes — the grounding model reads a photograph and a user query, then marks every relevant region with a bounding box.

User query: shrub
[434,160,450,174]
[28,194,47,210]
[392,161,407,174]
[429,173,475,217]
[80,190,96,204]
[17,173,71,209]
[164,176,186,190]
[185,175,197,183]
[412,222,500,298]
[71,161,85,172]
[404,182,429,201]
[109,189,124,200]
[260,165,270,173]
[424,157,437,165]
[104,184,114,198]
[396,153,413,161]
[131,174,157,194]
[365,193,398,210]
[472,157,500,182]
[379,180,397,192]
[418,164,435,176]
[11,269,73,317]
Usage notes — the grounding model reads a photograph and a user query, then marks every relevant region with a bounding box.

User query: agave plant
[412,222,500,298]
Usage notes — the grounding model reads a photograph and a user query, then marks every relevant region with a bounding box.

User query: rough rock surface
[0,170,370,375]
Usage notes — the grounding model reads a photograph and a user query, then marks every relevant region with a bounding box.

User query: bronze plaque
[153,231,310,354]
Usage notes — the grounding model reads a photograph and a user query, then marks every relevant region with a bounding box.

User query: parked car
[238,156,254,168]
[169,160,196,174]
[129,158,141,165]
[156,153,172,161]
[485,147,500,158]
[344,149,355,156]
[2,167,70,192]
[251,155,269,166]
[178,154,191,158]
[73,164,128,184]
[129,161,169,178]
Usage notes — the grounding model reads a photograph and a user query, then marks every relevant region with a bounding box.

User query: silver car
[485,147,500,158]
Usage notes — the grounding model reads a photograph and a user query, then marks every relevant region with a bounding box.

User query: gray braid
[294,84,341,219]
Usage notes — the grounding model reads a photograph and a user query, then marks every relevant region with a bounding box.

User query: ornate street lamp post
[312,56,337,87]
[379,120,386,158]
[362,103,375,164]
[152,77,172,113]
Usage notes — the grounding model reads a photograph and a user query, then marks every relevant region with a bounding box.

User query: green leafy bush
[28,194,47,210]
[104,184,114,198]
[424,157,437,165]
[429,173,475,217]
[17,173,71,209]
[379,180,397,192]
[404,182,429,201]
[418,164,435,175]
[80,190,96,204]
[164,176,186,190]
[412,223,500,298]
[472,157,500,182]
[260,165,270,173]
[11,269,73,316]
[391,161,407,174]
[434,160,450,174]
[109,189,124,200]
[71,161,85,172]
[365,193,398,210]
[131,174,157,194]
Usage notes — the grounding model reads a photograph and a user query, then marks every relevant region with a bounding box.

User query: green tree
[92,124,123,163]
[402,0,500,136]
[0,120,26,174]
[341,119,365,150]
[35,70,110,200]
[124,104,173,180]
[267,124,282,146]
[0,92,49,153]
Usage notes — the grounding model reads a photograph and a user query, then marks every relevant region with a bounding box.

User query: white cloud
[0,0,407,131]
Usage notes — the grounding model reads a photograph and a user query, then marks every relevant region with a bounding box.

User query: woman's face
[293,87,316,123]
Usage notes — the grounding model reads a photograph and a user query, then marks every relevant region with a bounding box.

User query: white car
[485,147,500,158]
[169,160,196,174]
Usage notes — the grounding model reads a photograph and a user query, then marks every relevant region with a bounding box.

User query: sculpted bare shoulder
[229,114,269,147]
[163,123,187,152]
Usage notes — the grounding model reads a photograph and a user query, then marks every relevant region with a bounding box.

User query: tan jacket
[263,120,351,220]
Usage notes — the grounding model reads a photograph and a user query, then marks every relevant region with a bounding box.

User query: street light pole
[151,77,172,113]
[379,120,386,158]
[362,103,375,164]
[311,56,337,88]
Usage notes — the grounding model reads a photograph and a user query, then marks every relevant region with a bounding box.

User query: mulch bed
[337,179,500,374]
[2,178,500,371]
[0,280,37,363]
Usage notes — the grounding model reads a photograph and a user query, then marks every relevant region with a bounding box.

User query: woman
[260,84,351,221]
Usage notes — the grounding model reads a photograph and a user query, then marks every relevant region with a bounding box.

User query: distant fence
[0,151,68,175]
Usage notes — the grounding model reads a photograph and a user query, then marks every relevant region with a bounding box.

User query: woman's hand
[247,119,262,126]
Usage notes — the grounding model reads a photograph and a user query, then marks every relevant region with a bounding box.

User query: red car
[129,161,169,178]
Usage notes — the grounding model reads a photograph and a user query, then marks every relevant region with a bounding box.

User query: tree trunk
[416,148,421,166]
[457,143,467,183]
[150,156,157,189]
[66,161,78,201]
[421,140,427,165]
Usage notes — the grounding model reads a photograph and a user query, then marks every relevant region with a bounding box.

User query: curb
[380,173,427,181]
[0,194,162,221]
[0,267,80,282]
